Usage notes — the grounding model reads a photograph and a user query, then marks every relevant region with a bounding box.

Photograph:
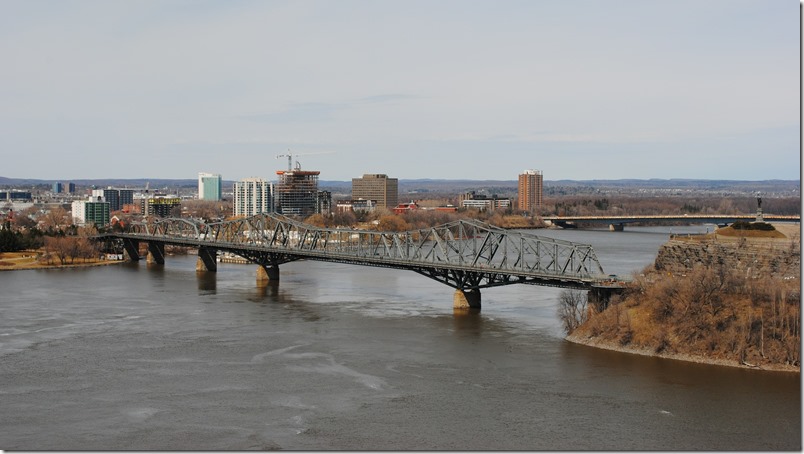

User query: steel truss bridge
[98,214,625,309]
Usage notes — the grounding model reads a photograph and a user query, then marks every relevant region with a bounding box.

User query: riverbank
[566,222,801,373]
[566,332,800,372]
[0,250,123,271]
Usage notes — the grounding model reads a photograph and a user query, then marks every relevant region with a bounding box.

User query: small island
[565,222,801,372]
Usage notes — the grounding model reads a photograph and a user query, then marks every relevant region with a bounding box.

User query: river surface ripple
[0,226,799,450]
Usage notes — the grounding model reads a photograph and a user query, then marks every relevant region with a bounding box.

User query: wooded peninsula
[564,222,801,372]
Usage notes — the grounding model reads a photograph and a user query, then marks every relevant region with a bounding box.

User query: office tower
[118,189,134,209]
[102,189,120,211]
[517,169,543,213]
[275,168,320,216]
[88,188,134,212]
[351,174,399,209]
[198,172,222,201]
[52,182,63,193]
[234,178,274,217]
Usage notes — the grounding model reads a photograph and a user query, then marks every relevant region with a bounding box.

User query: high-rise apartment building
[351,174,398,209]
[198,172,222,201]
[234,178,274,217]
[517,169,543,213]
[71,199,111,226]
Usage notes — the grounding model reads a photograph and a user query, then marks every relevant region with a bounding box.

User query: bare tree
[557,289,589,335]
[41,206,71,233]
[376,214,410,232]
[44,236,70,265]
[12,206,38,230]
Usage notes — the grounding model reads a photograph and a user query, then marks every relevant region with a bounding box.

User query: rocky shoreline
[566,332,800,373]
[566,222,801,373]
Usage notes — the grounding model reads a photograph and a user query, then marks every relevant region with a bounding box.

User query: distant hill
[0,176,197,188]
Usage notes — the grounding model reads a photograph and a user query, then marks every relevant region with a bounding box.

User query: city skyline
[1,0,798,182]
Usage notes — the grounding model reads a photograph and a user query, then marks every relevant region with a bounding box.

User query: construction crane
[275,150,335,171]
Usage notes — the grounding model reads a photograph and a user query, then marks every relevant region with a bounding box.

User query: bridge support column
[453,289,481,311]
[609,223,624,232]
[122,238,140,262]
[147,242,165,265]
[257,265,280,285]
[588,287,624,312]
[196,246,218,272]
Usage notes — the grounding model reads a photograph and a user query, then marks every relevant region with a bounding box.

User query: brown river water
[0,226,799,450]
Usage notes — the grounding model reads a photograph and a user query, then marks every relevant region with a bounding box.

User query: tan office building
[352,174,398,209]
[517,169,543,213]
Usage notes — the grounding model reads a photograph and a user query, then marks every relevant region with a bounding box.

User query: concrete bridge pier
[196,246,218,272]
[609,223,625,232]
[453,288,481,311]
[588,287,624,312]
[257,265,280,285]
[122,238,140,261]
[147,242,165,265]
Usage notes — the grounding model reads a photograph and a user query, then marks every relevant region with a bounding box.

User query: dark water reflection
[0,226,799,450]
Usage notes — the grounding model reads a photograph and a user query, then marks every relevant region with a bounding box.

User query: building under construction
[275,168,321,216]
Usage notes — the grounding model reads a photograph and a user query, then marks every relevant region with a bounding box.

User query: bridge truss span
[101,213,622,308]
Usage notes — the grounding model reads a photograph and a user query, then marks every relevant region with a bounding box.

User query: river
[0,226,799,450]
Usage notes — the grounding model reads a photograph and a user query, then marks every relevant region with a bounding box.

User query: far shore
[0,251,125,272]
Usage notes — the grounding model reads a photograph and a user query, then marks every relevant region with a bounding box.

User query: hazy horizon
[1,175,799,186]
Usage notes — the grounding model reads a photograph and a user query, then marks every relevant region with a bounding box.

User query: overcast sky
[1,0,799,182]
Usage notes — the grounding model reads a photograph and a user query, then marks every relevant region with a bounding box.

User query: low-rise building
[0,191,33,201]
[335,199,377,213]
[393,201,419,214]
[459,192,511,211]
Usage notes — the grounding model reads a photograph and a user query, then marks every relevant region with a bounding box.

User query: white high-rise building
[234,177,274,217]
